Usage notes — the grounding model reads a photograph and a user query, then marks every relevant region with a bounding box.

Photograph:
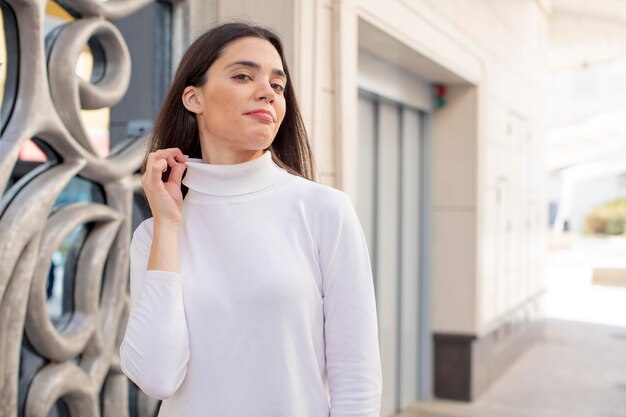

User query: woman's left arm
[321,194,383,417]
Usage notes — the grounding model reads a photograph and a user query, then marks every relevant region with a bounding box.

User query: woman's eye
[272,83,285,93]
[233,74,252,81]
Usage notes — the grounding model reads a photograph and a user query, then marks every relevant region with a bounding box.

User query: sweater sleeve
[119,219,190,400]
[320,194,383,417]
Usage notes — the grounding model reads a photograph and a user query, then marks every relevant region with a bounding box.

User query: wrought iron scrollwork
[0,1,166,416]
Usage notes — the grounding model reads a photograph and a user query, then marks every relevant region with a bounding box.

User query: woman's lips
[245,110,274,122]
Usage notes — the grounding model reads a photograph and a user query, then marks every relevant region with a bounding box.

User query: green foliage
[584,199,626,235]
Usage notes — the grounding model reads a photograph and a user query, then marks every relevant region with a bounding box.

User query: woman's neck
[199,138,266,165]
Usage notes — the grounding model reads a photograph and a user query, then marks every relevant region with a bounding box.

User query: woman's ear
[182,86,203,114]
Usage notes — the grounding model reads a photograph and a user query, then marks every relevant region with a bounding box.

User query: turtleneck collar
[182,150,289,197]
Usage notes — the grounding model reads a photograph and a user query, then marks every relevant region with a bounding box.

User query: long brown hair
[145,22,316,181]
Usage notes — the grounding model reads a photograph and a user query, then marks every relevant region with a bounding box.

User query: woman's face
[184,36,288,163]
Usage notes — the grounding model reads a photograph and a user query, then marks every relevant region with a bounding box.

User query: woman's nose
[256,80,275,102]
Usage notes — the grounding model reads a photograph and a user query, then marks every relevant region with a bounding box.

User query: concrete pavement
[399,319,626,417]
[397,235,626,417]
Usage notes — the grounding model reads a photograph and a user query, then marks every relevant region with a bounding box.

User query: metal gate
[0,1,174,416]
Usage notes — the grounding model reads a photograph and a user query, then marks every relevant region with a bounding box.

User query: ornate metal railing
[0,1,170,416]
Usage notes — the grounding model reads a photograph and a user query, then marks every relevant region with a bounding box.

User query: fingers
[143,148,189,188]
[142,159,164,189]
[167,155,187,187]
[148,148,187,164]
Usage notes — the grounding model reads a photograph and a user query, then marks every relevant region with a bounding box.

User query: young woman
[119,22,382,417]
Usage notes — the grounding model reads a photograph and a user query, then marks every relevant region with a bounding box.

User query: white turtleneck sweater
[119,150,382,417]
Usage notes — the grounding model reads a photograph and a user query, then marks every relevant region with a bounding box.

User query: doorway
[356,91,429,415]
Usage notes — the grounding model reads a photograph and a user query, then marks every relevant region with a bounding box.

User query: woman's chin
[241,137,275,150]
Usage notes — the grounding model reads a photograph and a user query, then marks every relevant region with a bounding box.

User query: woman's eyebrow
[226,60,286,78]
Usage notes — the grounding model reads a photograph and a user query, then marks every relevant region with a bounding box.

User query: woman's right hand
[142,148,189,226]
